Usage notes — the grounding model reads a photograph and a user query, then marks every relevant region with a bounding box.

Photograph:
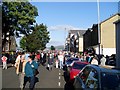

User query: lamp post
[68,30,71,52]
[6,32,10,51]
[64,28,67,50]
[97,0,101,59]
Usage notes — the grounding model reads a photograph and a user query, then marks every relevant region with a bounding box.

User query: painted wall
[100,14,120,48]
[79,37,83,52]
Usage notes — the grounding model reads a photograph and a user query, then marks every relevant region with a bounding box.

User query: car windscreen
[72,58,79,61]
[66,59,73,64]
[101,72,120,90]
[66,58,79,64]
[73,63,87,70]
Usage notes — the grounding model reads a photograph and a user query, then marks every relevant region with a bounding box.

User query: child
[2,55,7,69]
[55,59,58,68]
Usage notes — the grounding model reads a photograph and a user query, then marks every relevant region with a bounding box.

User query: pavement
[2,63,66,89]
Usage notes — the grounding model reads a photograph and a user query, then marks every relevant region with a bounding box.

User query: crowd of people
[1,50,115,90]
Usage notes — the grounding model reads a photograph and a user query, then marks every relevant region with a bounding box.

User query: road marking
[58,82,61,87]
[59,76,61,80]
[59,73,61,75]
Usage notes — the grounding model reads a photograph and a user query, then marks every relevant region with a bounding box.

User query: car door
[85,67,99,90]
[74,66,91,89]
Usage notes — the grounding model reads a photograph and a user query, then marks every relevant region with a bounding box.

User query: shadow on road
[35,77,39,83]
[63,71,70,82]
[24,76,39,89]
[63,71,74,90]
[7,65,13,69]
[64,81,74,90]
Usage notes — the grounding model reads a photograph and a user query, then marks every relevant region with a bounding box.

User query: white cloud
[47,25,86,47]
[48,25,86,31]
[46,40,64,47]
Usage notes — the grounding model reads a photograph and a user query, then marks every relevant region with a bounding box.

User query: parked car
[69,61,89,82]
[107,54,116,66]
[73,65,120,90]
[63,58,79,71]
[66,58,80,66]
[63,54,71,64]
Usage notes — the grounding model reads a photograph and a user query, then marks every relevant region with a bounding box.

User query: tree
[51,45,55,50]
[20,24,50,52]
[2,2,38,47]
[20,36,27,50]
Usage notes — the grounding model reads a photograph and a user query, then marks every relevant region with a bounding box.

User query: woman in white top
[91,56,98,65]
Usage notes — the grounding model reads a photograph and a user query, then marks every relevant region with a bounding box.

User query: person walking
[47,52,54,71]
[11,51,16,66]
[25,52,30,62]
[24,55,38,90]
[91,56,98,65]
[14,52,26,90]
[100,55,106,66]
[58,52,64,69]
[42,52,46,66]
[1,54,7,70]
[55,58,59,69]
[41,51,44,64]
[36,52,41,65]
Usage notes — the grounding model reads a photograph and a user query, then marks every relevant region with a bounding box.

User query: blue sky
[17,2,118,47]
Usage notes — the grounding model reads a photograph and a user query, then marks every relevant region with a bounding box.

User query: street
[2,63,66,89]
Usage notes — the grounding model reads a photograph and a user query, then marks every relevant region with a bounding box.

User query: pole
[64,28,66,50]
[68,30,70,52]
[0,4,2,65]
[97,0,101,59]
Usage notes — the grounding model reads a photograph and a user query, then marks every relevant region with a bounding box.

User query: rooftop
[100,13,120,24]
[69,30,86,36]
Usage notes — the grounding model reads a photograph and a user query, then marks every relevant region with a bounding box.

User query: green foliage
[20,36,27,50]
[20,24,50,52]
[51,45,55,50]
[2,2,38,46]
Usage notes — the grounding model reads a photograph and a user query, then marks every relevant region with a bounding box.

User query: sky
[16,1,118,47]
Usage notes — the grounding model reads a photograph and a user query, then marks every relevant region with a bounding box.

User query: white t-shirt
[91,59,98,65]
[58,55,64,62]
[100,57,106,66]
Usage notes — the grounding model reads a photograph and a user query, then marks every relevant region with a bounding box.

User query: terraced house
[83,13,120,56]
[100,13,120,56]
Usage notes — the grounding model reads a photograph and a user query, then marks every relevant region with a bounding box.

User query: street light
[6,32,10,51]
[97,0,101,59]
[64,28,67,49]
[68,30,71,52]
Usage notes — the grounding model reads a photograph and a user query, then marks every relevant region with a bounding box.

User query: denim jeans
[19,73,25,89]
[59,61,63,69]
[24,76,35,90]
[3,62,7,69]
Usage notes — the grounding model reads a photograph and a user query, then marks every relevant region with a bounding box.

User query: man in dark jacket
[47,52,54,71]
[24,56,38,90]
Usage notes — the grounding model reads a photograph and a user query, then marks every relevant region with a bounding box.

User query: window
[85,68,98,89]
[79,67,91,84]
[73,63,88,70]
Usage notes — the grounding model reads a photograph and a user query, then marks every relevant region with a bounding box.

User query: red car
[69,61,89,82]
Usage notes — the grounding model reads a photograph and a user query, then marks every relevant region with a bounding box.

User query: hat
[28,56,32,59]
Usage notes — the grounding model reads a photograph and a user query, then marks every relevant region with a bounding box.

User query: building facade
[83,24,98,53]
[2,34,16,52]
[83,13,120,56]
[100,13,120,56]
[65,30,86,53]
